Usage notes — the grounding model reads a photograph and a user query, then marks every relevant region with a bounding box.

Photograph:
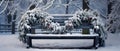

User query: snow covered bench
[26,33,99,49]
[20,13,107,49]
[25,15,106,49]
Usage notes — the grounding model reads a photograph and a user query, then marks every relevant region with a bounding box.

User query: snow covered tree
[107,0,120,33]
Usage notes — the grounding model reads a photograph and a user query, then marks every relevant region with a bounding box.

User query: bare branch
[0,0,9,14]
[41,0,55,11]
[0,0,4,6]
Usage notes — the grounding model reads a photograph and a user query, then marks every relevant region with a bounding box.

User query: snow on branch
[41,0,54,11]
[0,0,9,14]
[0,0,4,6]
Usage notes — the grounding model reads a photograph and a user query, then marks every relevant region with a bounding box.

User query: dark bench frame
[26,34,99,49]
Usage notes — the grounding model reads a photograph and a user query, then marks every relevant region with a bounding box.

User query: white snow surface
[0,33,120,51]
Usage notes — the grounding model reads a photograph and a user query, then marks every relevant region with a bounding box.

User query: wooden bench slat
[27,34,98,37]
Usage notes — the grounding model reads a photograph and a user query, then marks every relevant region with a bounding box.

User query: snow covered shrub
[19,9,52,30]
[18,8,100,34]
[18,8,54,43]
[67,9,100,28]
[18,7,69,36]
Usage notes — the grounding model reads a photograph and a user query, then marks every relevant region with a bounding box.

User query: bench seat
[26,33,99,49]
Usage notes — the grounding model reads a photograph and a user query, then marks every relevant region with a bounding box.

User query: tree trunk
[83,0,89,10]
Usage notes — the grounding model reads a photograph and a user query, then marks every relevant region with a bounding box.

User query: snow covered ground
[0,33,120,51]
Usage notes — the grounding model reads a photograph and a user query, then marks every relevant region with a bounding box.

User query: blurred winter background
[0,0,120,51]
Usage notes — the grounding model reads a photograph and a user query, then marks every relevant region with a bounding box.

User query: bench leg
[93,37,99,49]
[26,37,32,48]
[99,38,105,47]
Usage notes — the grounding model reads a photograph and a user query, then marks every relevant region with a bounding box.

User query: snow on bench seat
[26,33,99,49]
[27,33,98,37]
